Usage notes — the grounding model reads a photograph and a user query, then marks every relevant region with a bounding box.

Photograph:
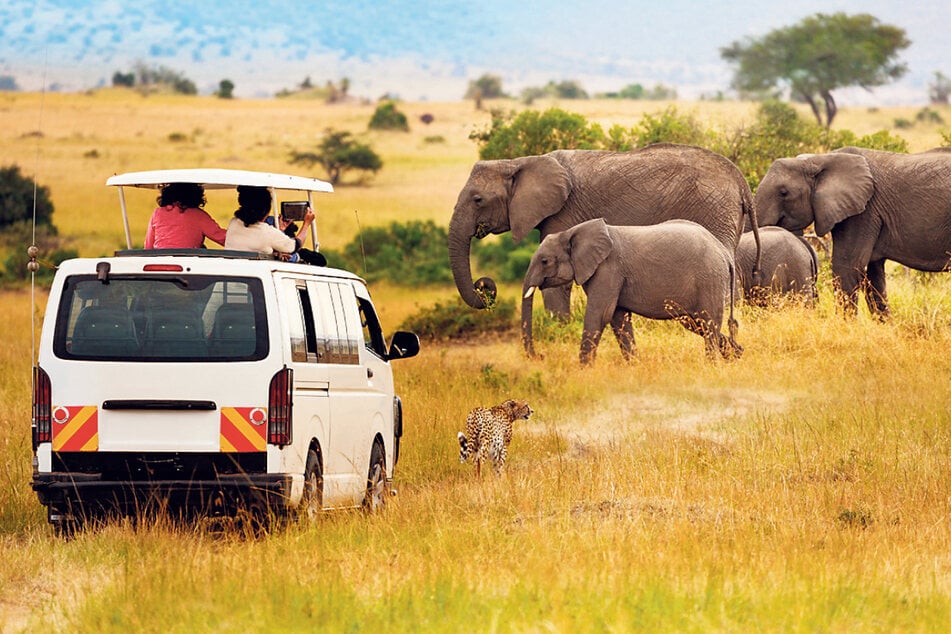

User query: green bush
[0,165,55,230]
[398,296,516,340]
[606,106,711,150]
[368,101,409,131]
[471,108,606,160]
[472,230,540,283]
[324,220,450,285]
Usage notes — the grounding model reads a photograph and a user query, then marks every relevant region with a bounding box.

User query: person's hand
[302,207,315,226]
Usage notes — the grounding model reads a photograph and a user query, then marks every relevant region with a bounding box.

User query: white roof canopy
[106,168,334,193]
[107,168,333,249]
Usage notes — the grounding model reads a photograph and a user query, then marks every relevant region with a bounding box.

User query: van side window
[311,281,360,365]
[282,279,309,363]
[358,297,387,358]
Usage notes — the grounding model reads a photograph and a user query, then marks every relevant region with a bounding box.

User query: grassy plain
[1,91,950,631]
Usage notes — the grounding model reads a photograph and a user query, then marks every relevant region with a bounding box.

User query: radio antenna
[354,209,368,275]
[28,51,49,365]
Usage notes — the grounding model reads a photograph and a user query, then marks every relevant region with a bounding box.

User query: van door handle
[367,368,374,379]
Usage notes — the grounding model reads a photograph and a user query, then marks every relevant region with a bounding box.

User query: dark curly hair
[158,182,206,210]
[234,185,273,226]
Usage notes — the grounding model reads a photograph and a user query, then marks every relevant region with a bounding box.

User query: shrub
[472,230,540,283]
[325,220,450,285]
[605,107,711,150]
[368,101,409,131]
[471,108,606,160]
[398,296,516,340]
[0,165,55,230]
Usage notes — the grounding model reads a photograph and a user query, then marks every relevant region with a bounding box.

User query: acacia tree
[721,13,909,127]
[289,129,382,185]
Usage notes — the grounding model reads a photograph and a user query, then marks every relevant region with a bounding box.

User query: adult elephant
[448,143,760,355]
[754,146,951,317]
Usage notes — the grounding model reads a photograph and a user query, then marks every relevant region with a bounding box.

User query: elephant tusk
[523,286,536,299]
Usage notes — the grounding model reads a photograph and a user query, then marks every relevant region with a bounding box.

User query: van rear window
[54,275,268,362]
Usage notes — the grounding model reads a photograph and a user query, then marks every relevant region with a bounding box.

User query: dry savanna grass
[1,91,950,631]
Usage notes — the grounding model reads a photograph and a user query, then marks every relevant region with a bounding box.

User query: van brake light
[32,366,51,447]
[268,367,293,446]
[143,264,184,272]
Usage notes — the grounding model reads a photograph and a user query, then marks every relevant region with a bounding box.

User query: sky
[1,0,949,105]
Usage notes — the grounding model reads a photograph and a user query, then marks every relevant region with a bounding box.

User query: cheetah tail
[457,432,469,462]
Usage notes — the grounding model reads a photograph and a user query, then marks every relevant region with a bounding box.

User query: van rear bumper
[32,472,296,517]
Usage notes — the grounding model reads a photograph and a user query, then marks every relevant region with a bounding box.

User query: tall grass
[1,93,949,631]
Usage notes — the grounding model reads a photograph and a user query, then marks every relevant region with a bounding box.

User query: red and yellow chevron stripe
[52,406,98,452]
[220,407,267,452]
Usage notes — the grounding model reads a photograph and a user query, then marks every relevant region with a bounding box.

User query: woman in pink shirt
[144,182,227,249]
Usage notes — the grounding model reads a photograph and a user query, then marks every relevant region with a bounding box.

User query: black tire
[301,448,323,519]
[363,442,387,513]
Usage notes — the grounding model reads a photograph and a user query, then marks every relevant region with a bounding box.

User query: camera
[280,201,309,221]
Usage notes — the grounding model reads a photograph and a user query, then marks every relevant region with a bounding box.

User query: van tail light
[32,366,52,448]
[267,367,293,446]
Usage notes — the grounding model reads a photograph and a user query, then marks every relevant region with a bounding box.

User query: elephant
[521,218,743,364]
[737,226,818,306]
[754,146,951,317]
[447,143,760,356]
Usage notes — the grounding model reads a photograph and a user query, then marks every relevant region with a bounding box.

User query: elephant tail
[746,197,763,287]
[727,258,740,344]
[457,432,470,463]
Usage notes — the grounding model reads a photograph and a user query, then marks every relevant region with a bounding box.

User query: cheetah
[457,399,533,476]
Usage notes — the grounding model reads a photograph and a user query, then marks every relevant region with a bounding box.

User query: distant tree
[289,129,382,185]
[0,165,55,230]
[607,82,677,100]
[368,101,409,131]
[216,79,235,99]
[520,80,588,103]
[111,71,135,88]
[929,71,951,105]
[0,76,18,91]
[550,80,588,99]
[721,13,910,127]
[465,74,506,100]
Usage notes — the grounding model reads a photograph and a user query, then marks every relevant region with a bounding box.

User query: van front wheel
[302,448,323,519]
[363,442,387,513]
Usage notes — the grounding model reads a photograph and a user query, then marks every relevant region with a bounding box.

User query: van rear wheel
[363,442,387,513]
[302,448,323,519]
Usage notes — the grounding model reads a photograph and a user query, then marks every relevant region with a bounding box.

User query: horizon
[2,1,949,106]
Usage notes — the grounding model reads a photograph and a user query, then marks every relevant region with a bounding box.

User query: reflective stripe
[220,407,267,452]
[52,406,99,452]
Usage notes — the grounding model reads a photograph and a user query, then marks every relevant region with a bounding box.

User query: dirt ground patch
[530,388,791,453]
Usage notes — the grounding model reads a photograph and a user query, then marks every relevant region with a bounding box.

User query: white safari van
[31,169,419,530]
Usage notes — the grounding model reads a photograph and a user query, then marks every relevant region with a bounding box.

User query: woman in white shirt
[225,186,319,262]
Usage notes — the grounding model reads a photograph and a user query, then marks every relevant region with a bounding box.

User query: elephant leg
[609,309,636,361]
[579,327,605,365]
[541,285,571,320]
[864,258,890,319]
[830,231,874,317]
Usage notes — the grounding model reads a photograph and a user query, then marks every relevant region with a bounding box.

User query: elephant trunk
[448,213,490,310]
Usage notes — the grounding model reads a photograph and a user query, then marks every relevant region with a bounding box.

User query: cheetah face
[503,399,533,421]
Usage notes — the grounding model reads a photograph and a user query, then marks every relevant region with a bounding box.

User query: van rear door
[48,273,272,454]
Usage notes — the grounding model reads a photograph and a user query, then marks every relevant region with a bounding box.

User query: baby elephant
[737,227,818,306]
[523,218,742,364]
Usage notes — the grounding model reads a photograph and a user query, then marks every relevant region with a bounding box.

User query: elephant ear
[809,153,874,236]
[509,155,571,241]
[569,219,613,285]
